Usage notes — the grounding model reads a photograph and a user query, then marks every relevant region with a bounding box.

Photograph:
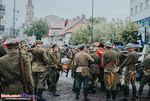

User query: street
[43,71,150,101]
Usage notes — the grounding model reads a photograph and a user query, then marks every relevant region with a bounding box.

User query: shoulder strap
[34,48,42,62]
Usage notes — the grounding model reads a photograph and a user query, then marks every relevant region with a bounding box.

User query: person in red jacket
[96,43,105,91]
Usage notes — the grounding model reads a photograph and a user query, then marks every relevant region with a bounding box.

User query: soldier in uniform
[88,47,101,94]
[0,38,34,95]
[60,45,67,58]
[119,43,139,101]
[29,40,48,100]
[21,44,28,55]
[0,37,7,98]
[20,40,26,47]
[137,51,150,99]
[75,44,94,101]
[48,44,61,96]
[96,43,105,91]
[102,41,119,101]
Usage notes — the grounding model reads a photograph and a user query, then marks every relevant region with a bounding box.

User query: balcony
[0,4,5,17]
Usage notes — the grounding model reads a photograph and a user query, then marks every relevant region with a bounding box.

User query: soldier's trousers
[75,72,89,89]
[140,74,150,86]
[99,67,104,82]
[32,72,45,89]
[89,73,98,84]
[104,72,118,90]
[125,72,136,86]
[49,69,60,86]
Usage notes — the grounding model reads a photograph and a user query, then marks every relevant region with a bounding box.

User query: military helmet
[126,43,133,49]
[36,40,43,45]
[52,44,57,48]
[4,38,20,45]
[104,41,112,48]
[98,43,104,48]
[88,47,94,52]
[77,44,86,50]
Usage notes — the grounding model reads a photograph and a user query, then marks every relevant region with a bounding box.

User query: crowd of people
[0,37,150,101]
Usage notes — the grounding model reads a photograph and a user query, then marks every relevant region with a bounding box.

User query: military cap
[77,44,86,49]
[86,45,90,48]
[36,40,43,44]
[45,44,51,48]
[88,47,94,52]
[98,43,104,48]
[104,41,112,48]
[21,44,28,48]
[126,43,133,49]
[52,44,57,48]
[4,38,20,45]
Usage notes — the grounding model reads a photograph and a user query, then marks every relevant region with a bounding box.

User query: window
[135,6,138,13]
[146,0,149,9]
[131,8,133,15]
[140,3,143,11]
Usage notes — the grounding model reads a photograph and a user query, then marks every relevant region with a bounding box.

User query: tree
[24,19,48,40]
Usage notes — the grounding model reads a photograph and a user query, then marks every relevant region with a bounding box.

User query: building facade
[128,0,150,26]
[25,0,34,27]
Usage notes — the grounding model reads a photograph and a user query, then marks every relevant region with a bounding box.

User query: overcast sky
[3,0,129,28]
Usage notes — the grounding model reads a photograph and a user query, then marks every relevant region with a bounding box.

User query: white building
[128,0,150,26]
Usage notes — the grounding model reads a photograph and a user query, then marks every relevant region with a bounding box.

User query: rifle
[18,42,29,95]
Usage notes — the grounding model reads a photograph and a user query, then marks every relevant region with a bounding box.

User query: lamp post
[12,0,16,38]
[91,0,94,44]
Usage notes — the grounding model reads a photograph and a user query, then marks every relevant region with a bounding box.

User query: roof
[27,0,33,7]
[50,19,72,29]
[66,23,85,33]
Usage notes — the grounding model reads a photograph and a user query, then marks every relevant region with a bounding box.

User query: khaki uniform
[120,51,138,86]
[0,50,34,94]
[30,46,48,89]
[140,56,150,86]
[49,51,61,86]
[0,45,7,57]
[60,49,67,58]
[102,49,118,90]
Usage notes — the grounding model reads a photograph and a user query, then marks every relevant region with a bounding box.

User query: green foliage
[24,19,48,40]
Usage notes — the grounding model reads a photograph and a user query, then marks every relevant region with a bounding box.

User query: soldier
[21,44,28,55]
[0,37,7,98]
[48,44,61,96]
[96,43,105,91]
[44,44,52,91]
[137,51,150,99]
[20,40,26,46]
[29,40,48,100]
[0,38,34,95]
[60,45,67,58]
[85,45,90,53]
[75,44,94,101]
[88,47,101,94]
[102,41,119,101]
[119,43,139,101]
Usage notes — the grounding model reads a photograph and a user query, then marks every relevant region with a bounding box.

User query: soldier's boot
[119,85,129,101]
[52,85,60,96]
[131,86,136,100]
[72,81,76,92]
[0,86,2,98]
[148,86,150,98]
[106,90,111,101]
[84,88,90,101]
[76,88,80,100]
[37,89,46,100]
[137,86,143,99]
[88,84,93,93]
[112,90,117,100]
[101,81,105,92]
[93,82,97,94]
[34,87,37,95]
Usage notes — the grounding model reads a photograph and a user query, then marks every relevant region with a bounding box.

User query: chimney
[65,19,69,26]
[76,16,80,20]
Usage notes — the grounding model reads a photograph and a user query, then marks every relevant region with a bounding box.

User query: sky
[3,0,129,28]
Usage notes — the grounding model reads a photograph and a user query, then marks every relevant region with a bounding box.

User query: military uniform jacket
[89,53,101,74]
[30,46,48,72]
[142,56,150,76]
[120,51,138,73]
[75,51,94,72]
[102,49,118,73]
[0,50,34,94]
[60,49,67,58]
[0,45,7,57]
[49,51,61,68]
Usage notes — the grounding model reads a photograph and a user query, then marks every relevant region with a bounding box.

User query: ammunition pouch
[81,68,89,77]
